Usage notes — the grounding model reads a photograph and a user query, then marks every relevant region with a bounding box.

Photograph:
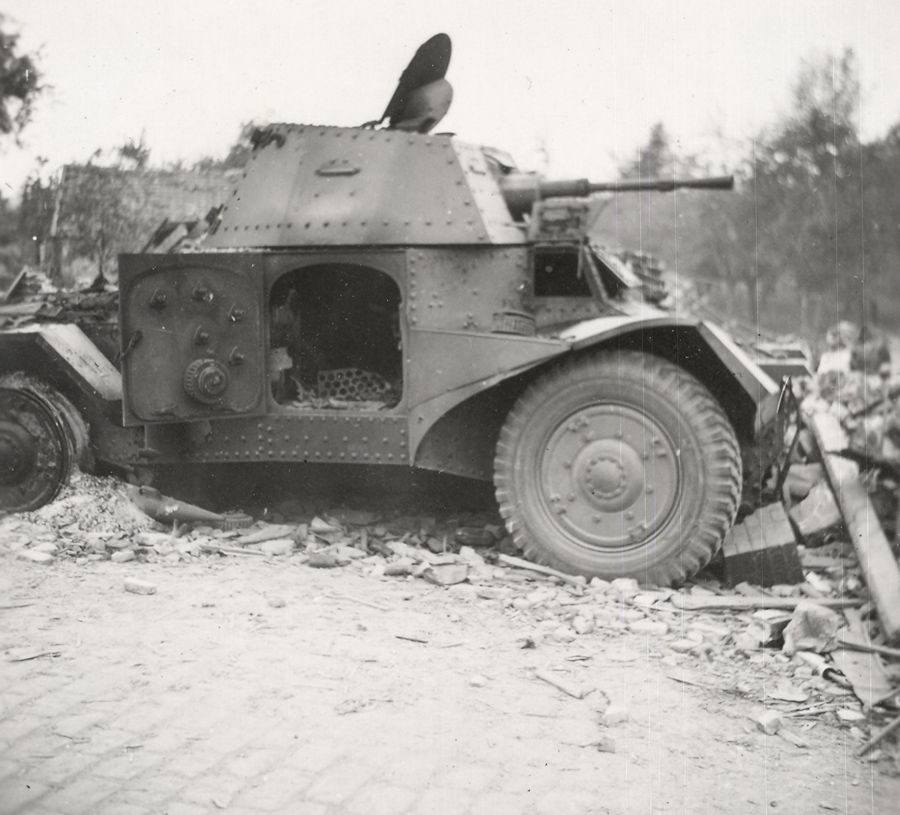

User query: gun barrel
[499,174,733,218]
[588,175,734,193]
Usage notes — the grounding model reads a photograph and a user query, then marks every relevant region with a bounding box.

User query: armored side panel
[205,125,525,248]
[119,254,267,426]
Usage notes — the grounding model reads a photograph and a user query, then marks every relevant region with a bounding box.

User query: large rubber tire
[494,351,741,586]
[0,374,89,513]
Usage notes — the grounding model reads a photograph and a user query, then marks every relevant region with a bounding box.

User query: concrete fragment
[600,706,628,727]
[608,578,640,599]
[782,601,845,655]
[111,550,135,563]
[17,550,54,564]
[777,729,809,748]
[32,542,59,554]
[384,558,415,576]
[589,577,611,593]
[572,616,594,635]
[422,564,468,586]
[238,524,297,545]
[767,680,808,702]
[628,619,669,636]
[457,546,485,567]
[309,517,341,533]
[134,531,174,549]
[260,538,294,557]
[593,734,616,753]
[308,551,338,568]
[783,462,826,501]
[789,481,844,545]
[455,527,494,546]
[670,639,699,654]
[752,708,783,735]
[124,578,157,595]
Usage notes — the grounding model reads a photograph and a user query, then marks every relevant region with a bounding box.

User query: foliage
[193,121,260,171]
[628,49,900,336]
[0,14,43,143]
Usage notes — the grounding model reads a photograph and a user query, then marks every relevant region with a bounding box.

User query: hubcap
[0,421,37,486]
[0,388,69,512]
[540,404,680,549]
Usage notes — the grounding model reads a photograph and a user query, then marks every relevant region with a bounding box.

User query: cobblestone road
[0,555,896,815]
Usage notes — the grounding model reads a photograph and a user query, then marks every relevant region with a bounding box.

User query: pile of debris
[2,460,900,763]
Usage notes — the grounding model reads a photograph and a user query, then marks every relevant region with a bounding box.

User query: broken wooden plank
[496,554,587,587]
[831,609,895,709]
[670,594,864,612]
[858,710,900,756]
[535,669,591,699]
[809,412,900,644]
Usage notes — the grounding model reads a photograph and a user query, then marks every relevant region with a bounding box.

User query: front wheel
[494,351,741,586]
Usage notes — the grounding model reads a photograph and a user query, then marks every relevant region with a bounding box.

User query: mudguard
[0,324,122,401]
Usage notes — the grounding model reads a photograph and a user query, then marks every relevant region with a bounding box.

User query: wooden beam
[809,412,900,644]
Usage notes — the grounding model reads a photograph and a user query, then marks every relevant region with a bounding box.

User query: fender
[412,314,780,479]
[0,324,122,401]
[557,314,778,401]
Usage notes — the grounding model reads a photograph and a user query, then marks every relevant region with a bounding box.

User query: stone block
[723,503,803,587]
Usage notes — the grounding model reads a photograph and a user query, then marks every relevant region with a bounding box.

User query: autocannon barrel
[499,174,734,218]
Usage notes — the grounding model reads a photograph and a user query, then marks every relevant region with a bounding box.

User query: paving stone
[101,774,189,811]
[12,729,73,760]
[221,748,282,780]
[201,721,258,754]
[0,713,44,744]
[92,803,152,815]
[180,771,249,808]
[107,704,174,734]
[0,757,21,781]
[0,775,50,812]
[18,688,86,719]
[78,727,142,756]
[162,802,209,815]
[345,781,418,815]
[159,745,223,777]
[283,740,347,774]
[432,763,498,793]
[380,751,441,787]
[413,786,475,815]
[304,759,375,805]
[90,748,164,780]
[52,711,108,738]
[534,786,607,815]
[469,791,531,815]
[134,728,192,756]
[27,747,99,785]
[228,766,312,811]
[35,774,122,814]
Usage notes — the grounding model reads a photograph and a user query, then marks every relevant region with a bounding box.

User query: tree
[0,14,43,143]
[192,121,260,171]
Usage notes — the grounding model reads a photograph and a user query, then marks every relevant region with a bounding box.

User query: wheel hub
[0,387,70,512]
[0,421,37,486]
[541,404,680,549]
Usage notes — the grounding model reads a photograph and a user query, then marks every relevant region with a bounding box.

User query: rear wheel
[494,351,741,586]
[0,374,89,513]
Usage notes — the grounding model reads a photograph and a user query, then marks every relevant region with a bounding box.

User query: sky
[1,0,899,200]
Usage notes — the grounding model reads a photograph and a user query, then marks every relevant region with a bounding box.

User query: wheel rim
[0,388,70,512]
[538,403,681,551]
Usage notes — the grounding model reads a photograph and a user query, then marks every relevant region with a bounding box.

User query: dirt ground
[1,471,899,815]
